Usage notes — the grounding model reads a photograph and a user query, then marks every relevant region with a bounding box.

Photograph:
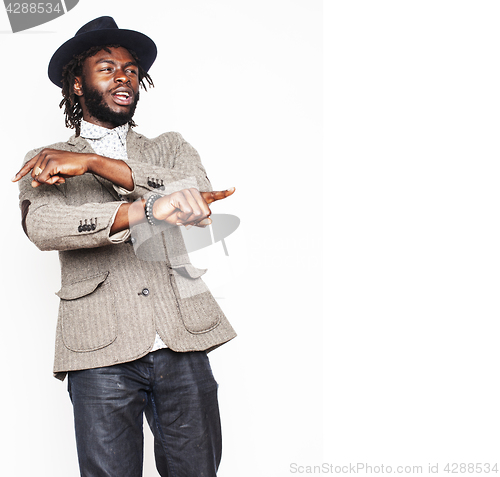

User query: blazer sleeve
[117,132,213,201]
[18,148,129,252]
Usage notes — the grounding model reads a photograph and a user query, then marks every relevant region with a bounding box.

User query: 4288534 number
[5,3,62,13]
[444,463,499,473]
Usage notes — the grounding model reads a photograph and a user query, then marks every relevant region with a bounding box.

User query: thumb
[202,187,236,204]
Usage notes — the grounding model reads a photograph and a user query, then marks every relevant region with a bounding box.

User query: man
[12,16,236,477]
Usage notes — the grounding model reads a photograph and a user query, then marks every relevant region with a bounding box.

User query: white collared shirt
[80,120,129,160]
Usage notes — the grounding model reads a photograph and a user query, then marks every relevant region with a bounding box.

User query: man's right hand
[12,149,135,191]
[12,148,93,187]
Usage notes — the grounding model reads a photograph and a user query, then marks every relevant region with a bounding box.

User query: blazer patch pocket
[169,264,209,299]
[56,272,117,352]
[168,264,222,334]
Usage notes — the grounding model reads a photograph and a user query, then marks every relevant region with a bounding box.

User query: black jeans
[67,349,222,477]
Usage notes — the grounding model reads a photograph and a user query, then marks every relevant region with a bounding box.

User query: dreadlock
[59,44,154,136]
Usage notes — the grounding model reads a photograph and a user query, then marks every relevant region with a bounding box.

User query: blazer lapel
[67,134,96,153]
[126,129,146,163]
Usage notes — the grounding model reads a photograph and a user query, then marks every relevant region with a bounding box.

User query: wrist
[145,194,163,225]
[85,154,100,174]
[152,198,159,219]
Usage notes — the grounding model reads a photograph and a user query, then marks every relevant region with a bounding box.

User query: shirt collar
[80,120,129,144]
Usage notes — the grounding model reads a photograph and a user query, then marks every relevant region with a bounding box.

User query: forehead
[84,46,137,68]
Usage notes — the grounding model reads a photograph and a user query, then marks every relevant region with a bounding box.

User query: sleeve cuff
[108,203,131,243]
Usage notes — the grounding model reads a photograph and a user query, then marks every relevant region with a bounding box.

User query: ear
[73,76,83,97]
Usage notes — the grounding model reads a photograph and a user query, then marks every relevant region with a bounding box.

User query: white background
[4,1,500,477]
[327,0,500,473]
[1,1,322,476]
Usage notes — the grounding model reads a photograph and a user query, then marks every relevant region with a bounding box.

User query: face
[74,47,140,129]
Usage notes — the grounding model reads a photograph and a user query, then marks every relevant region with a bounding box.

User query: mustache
[80,80,140,127]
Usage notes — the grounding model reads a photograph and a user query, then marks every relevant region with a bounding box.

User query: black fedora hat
[48,16,157,87]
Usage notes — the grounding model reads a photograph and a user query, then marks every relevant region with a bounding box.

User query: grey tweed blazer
[18,129,236,380]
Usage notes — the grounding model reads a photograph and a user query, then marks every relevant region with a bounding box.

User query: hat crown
[48,16,157,87]
[76,16,118,36]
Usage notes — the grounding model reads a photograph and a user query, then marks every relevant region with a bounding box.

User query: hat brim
[48,28,157,87]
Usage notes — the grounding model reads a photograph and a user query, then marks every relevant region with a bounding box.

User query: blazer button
[141,288,150,296]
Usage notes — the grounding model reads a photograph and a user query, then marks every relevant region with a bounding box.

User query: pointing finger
[11,156,38,182]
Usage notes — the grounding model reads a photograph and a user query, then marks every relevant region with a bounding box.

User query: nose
[114,68,130,84]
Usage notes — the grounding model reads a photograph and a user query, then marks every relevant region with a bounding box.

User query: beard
[81,77,140,128]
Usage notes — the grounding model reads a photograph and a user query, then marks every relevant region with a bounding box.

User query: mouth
[111,88,133,106]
